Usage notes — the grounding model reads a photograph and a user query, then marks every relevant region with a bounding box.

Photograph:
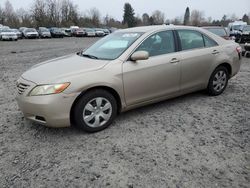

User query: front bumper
[26,35,38,39]
[16,77,79,128]
[2,35,17,40]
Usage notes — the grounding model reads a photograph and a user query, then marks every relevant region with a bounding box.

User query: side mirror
[130,51,149,61]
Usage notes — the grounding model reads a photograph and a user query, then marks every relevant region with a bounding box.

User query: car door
[122,30,181,106]
[176,29,219,93]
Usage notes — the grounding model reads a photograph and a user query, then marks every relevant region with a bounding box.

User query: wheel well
[70,86,122,126]
[217,63,232,76]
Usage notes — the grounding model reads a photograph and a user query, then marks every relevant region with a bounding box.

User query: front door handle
[212,50,220,55]
[170,58,180,64]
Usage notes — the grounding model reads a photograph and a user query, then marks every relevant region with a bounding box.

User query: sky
[1,0,250,21]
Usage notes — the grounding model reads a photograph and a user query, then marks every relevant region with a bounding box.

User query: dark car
[236,25,250,43]
[202,26,230,40]
[49,27,64,38]
[72,28,85,37]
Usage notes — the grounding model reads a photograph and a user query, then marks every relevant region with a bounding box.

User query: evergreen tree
[242,14,249,24]
[122,3,136,28]
[183,7,190,25]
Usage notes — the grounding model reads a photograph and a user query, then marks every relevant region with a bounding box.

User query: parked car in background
[38,27,51,38]
[16,25,242,132]
[202,26,230,40]
[19,27,28,37]
[95,28,105,37]
[72,28,85,37]
[49,27,64,38]
[0,28,18,41]
[11,29,22,39]
[23,28,39,39]
[236,25,250,43]
[61,28,72,37]
[84,28,96,37]
[102,29,110,35]
[228,20,247,37]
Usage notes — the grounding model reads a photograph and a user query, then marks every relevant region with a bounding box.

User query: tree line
[0,0,249,28]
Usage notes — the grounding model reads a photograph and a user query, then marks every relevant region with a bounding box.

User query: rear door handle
[212,50,220,55]
[170,58,180,64]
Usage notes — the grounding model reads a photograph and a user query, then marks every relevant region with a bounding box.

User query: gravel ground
[0,38,249,188]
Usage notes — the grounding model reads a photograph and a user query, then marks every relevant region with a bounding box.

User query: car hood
[22,54,110,84]
[1,32,16,35]
[41,31,51,34]
[26,32,38,35]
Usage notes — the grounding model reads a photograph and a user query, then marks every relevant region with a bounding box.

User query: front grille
[17,83,30,95]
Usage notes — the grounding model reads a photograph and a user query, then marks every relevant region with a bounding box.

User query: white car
[0,28,18,41]
[85,28,96,37]
[23,28,39,39]
[95,29,105,37]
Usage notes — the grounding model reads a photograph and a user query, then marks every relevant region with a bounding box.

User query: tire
[72,89,117,132]
[207,66,229,96]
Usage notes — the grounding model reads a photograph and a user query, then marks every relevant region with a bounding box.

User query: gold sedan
[16,25,242,132]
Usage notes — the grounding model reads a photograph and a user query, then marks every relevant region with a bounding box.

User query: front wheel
[207,66,229,96]
[72,89,117,132]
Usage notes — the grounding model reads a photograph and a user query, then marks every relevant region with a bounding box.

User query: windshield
[40,28,49,32]
[85,29,94,32]
[0,29,13,33]
[82,32,143,60]
[243,26,250,32]
[232,25,242,30]
[206,28,227,36]
[25,28,36,32]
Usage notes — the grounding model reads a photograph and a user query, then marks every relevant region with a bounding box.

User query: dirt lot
[0,38,249,188]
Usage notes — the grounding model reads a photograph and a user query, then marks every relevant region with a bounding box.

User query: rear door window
[177,30,205,50]
[203,35,218,47]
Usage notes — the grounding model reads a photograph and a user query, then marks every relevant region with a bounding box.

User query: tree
[242,14,249,24]
[46,0,60,27]
[16,8,33,27]
[88,7,101,27]
[171,16,182,25]
[32,0,47,27]
[151,10,165,25]
[183,7,190,25]
[142,13,150,26]
[0,5,5,24]
[191,10,205,26]
[122,3,136,28]
[3,0,19,27]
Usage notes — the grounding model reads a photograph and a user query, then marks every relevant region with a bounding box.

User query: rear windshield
[206,28,227,37]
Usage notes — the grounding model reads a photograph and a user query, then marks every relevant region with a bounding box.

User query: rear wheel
[207,66,229,96]
[73,89,117,132]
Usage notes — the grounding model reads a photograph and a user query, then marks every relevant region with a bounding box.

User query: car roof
[116,25,215,33]
[202,26,225,29]
[116,25,229,45]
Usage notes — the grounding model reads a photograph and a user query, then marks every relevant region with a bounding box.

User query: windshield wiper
[82,53,99,59]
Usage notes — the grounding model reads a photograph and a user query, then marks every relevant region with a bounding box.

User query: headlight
[29,83,70,96]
